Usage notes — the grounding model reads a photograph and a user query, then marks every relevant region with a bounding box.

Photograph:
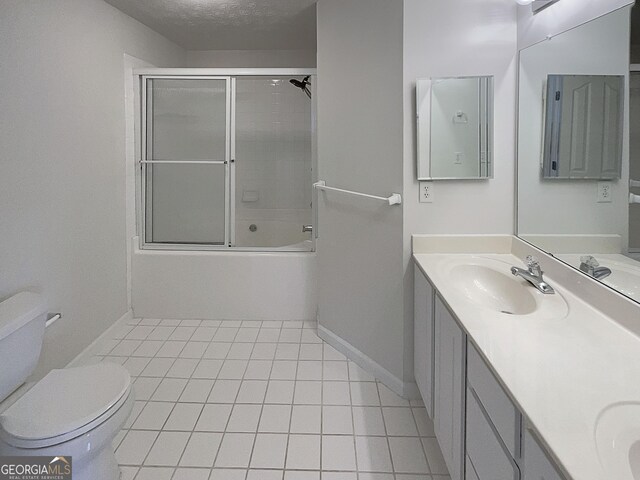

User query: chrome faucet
[511,255,555,294]
[579,255,612,280]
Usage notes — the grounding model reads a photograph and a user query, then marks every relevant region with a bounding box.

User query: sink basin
[595,402,640,480]
[449,264,537,315]
[444,257,569,319]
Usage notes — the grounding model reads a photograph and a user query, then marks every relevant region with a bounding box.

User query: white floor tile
[148,326,177,341]
[350,382,379,406]
[279,329,302,343]
[172,467,211,480]
[192,326,217,342]
[388,437,429,474]
[382,407,419,436]
[119,466,139,480]
[270,361,298,380]
[192,359,223,379]
[125,401,145,429]
[251,343,277,360]
[234,328,259,343]
[164,403,203,431]
[236,380,268,403]
[294,381,322,405]
[393,475,430,480]
[136,467,174,480]
[355,436,393,472]
[208,380,241,403]
[156,341,186,358]
[261,321,282,329]
[265,380,295,404]
[111,340,142,356]
[321,473,356,480]
[141,358,176,377]
[180,320,202,327]
[323,382,351,405]
[200,320,221,328]
[322,362,348,381]
[132,340,164,357]
[126,326,155,340]
[116,430,158,465]
[300,330,322,344]
[152,379,188,402]
[179,432,222,467]
[170,327,197,341]
[257,329,281,342]
[422,437,448,474]
[258,405,291,433]
[358,474,394,480]
[378,383,410,407]
[215,433,255,468]
[227,343,254,360]
[290,405,321,434]
[348,363,375,382]
[218,360,248,379]
[213,327,239,342]
[112,325,134,340]
[250,433,288,468]
[133,402,173,430]
[275,343,300,360]
[195,404,232,432]
[242,320,262,328]
[145,431,190,466]
[179,379,214,403]
[352,407,386,436]
[180,342,209,359]
[227,404,262,432]
[203,342,232,360]
[286,435,320,470]
[123,357,151,376]
[296,361,322,380]
[134,377,162,401]
[284,472,320,480]
[167,359,199,378]
[299,344,323,360]
[244,360,273,380]
[139,318,161,326]
[322,406,353,434]
[248,470,283,480]
[321,435,356,471]
[209,469,247,480]
[412,408,435,437]
[323,345,346,361]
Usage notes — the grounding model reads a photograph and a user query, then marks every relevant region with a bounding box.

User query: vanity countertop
[413,249,640,480]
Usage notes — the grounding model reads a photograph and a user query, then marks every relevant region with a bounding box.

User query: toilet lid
[0,363,130,441]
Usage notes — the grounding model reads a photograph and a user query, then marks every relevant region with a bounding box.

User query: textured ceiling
[104,0,317,51]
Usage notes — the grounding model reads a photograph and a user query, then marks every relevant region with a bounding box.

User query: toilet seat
[0,362,131,449]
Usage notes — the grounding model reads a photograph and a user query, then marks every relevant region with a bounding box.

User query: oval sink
[595,402,640,480]
[442,257,569,319]
[449,264,537,315]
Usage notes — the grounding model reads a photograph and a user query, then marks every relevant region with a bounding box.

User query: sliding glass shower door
[144,77,230,245]
[141,73,314,250]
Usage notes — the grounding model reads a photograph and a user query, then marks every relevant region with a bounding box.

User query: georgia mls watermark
[0,456,72,480]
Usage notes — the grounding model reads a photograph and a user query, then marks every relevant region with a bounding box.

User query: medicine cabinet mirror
[517,5,640,306]
[416,76,494,180]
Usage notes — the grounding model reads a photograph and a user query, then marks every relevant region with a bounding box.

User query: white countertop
[413,251,640,480]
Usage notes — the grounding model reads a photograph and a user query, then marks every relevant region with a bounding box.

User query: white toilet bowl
[0,362,134,480]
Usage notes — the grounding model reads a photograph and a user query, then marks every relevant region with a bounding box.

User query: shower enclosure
[138,70,315,251]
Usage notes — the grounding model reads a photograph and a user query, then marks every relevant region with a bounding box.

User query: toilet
[0,292,134,480]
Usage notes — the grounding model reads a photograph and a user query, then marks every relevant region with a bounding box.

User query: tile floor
[92,318,451,480]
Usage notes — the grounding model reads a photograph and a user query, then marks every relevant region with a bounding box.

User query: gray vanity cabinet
[414,267,435,417]
[434,295,466,480]
[522,430,564,480]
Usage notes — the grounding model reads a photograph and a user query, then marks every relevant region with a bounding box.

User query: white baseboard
[66,309,133,368]
[318,323,419,399]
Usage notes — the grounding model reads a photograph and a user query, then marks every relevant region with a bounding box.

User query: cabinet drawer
[467,344,520,458]
[466,388,519,480]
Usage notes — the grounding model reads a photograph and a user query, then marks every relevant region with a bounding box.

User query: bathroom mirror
[517,6,640,304]
[542,74,624,179]
[417,76,494,180]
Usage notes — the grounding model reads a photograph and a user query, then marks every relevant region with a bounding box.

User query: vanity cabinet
[434,295,466,480]
[414,267,435,416]
[413,262,565,480]
[522,429,564,480]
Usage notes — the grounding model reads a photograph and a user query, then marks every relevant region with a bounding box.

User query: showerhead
[289,76,311,99]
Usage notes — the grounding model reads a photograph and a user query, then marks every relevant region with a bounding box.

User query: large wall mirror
[517,5,640,304]
[417,76,494,180]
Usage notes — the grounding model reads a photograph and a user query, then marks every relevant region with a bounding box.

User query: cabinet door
[522,429,564,480]
[434,295,466,480]
[414,266,435,417]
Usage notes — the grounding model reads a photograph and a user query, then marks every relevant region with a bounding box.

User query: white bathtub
[131,239,317,321]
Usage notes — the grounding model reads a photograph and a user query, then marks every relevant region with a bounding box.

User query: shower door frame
[135,68,317,252]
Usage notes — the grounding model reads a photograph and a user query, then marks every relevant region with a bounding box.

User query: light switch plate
[419,181,434,203]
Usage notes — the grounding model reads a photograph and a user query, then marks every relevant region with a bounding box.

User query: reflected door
[144,78,230,245]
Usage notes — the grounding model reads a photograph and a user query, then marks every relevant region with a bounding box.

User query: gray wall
[316,0,406,382]
[0,0,184,378]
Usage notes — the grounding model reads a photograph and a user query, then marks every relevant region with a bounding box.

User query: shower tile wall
[235,77,312,248]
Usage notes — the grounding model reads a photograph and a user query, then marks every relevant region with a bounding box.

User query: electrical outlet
[419,181,434,203]
[597,181,612,203]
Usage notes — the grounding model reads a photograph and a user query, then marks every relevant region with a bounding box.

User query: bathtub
[131,238,317,321]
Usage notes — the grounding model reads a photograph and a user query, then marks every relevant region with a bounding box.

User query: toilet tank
[0,292,46,403]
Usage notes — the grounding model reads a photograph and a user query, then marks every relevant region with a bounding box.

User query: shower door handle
[302,225,313,233]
